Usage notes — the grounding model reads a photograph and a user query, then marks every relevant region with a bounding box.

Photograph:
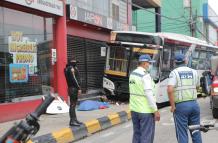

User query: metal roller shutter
[67,35,106,92]
[67,36,87,91]
[85,39,106,89]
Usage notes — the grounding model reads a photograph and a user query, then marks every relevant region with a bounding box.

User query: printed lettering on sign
[8,31,37,75]
[178,71,193,79]
[85,12,103,26]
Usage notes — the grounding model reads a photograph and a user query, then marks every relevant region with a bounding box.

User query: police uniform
[168,54,202,143]
[129,54,158,143]
[64,63,82,126]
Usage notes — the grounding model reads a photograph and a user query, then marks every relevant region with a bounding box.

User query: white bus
[103,31,218,104]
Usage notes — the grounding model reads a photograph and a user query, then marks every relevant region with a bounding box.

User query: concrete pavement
[0,102,130,143]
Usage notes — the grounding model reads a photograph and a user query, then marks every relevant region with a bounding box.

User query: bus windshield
[105,45,130,76]
[105,44,161,80]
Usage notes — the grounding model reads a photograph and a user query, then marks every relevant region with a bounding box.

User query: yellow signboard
[133,48,158,54]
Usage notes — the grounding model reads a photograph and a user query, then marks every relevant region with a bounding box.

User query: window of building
[0,7,53,103]
[112,3,119,21]
[73,0,109,17]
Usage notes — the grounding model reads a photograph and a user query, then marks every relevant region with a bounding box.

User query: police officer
[167,53,202,143]
[64,59,82,126]
[129,54,160,143]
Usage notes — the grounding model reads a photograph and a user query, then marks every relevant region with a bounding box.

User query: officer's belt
[130,93,145,96]
[175,85,196,91]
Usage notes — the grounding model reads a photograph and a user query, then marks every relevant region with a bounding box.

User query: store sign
[69,5,132,31]
[9,64,29,83]
[8,31,37,75]
[101,47,106,57]
[5,0,63,16]
[70,5,78,20]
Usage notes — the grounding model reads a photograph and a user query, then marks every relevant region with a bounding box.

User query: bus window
[199,52,207,59]
[192,51,199,58]
[107,46,129,73]
[191,50,210,70]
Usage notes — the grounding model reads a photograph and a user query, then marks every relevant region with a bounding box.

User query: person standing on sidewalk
[167,53,202,143]
[64,59,82,126]
[129,54,160,143]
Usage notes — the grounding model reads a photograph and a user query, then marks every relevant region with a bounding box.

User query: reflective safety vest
[173,67,198,103]
[129,69,156,113]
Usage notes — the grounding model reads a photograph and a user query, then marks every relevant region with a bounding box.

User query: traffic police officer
[129,54,160,143]
[64,59,82,126]
[167,53,202,143]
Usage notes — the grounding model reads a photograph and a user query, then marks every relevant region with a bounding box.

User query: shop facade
[66,0,134,92]
[0,0,66,122]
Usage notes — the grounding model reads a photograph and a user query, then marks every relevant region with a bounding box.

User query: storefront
[66,3,133,92]
[0,0,66,122]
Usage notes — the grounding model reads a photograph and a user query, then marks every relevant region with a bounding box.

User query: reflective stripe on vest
[129,70,156,113]
[173,68,197,103]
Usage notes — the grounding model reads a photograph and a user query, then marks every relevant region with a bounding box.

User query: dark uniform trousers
[68,87,79,122]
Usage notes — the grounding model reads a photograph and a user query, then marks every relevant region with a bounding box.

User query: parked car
[210,76,218,118]
[210,56,218,118]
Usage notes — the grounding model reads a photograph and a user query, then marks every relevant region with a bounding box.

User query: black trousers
[68,87,78,121]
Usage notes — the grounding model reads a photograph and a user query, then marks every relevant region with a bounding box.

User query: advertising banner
[8,31,37,75]
[9,64,29,83]
[69,5,131,31]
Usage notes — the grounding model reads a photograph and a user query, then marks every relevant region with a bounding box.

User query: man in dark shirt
[64,59,82,126]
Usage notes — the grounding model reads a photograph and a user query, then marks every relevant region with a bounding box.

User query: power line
[132,1,213,41]
[137,23,188,30]
[131,2,189,24]
[195,26,214,45]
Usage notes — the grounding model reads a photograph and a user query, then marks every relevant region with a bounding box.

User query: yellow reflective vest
[129,68,156,113]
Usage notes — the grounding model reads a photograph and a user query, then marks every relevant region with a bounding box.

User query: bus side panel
[156,79,169,104]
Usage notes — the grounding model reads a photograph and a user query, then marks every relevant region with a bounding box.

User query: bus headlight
[103,77,115,90]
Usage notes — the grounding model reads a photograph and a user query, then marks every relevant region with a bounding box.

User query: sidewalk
[0,102,130,142]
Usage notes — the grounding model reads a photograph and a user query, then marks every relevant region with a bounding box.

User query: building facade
[133,0,208,39]
[0,0,67,122]
[66,0,134,93]
[203,3,218,46]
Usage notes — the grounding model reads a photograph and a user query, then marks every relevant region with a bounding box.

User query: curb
[29,110,131,143]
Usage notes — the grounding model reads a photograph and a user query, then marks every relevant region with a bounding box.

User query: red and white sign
[5,0,63,16]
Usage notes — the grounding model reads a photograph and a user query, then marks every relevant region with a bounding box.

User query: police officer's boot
[75,115,83,125]
[69,107,80,126]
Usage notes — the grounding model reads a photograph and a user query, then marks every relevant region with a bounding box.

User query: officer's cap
[175,53,185,63]
[138,54,155,63]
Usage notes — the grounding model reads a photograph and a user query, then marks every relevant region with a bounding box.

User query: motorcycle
[189,120,218,134]
[0,94,55,143]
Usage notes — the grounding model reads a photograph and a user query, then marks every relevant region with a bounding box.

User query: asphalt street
[75,97,218,143]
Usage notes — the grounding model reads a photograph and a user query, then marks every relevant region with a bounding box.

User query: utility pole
[189,0,195,37]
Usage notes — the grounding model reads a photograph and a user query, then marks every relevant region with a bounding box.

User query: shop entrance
[67,35,106,93]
